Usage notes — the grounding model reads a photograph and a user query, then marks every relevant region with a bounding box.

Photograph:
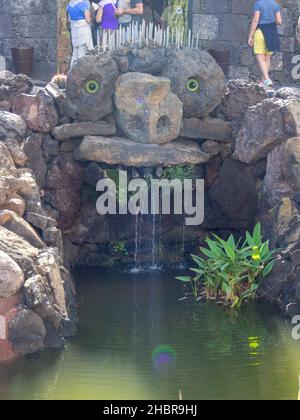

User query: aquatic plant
[113,241,128,256]
[176,223,276,308]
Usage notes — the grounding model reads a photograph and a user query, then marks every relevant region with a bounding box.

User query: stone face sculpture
[65,55,119,122]
[114,72,183,144]
[161,49,226,118]
[65,46,226,125]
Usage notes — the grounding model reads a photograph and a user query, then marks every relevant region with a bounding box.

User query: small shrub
[113,241,128,256]
[176,223,276,308]
[162,165,195,182]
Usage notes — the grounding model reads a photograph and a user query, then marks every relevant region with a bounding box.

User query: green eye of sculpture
[85,80,100,94]
[186,78,200,93]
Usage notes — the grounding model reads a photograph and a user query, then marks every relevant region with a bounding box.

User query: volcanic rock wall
[0,71,76,362]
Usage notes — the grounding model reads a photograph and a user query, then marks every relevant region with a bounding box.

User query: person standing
[67,0,93,67]
[96,0,119,32]
[89,1,99,46]
[248,0,282,87]
[116,1,144,28]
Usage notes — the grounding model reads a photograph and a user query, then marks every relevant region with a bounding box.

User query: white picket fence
[96,21,200,53]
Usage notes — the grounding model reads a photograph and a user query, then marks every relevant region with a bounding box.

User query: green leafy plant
[176,223,276,308]
[113,241,128,256]
[162,165,194,182]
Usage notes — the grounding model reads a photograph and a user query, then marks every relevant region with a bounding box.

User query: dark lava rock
[8,308,46,355]
[161,48,226,118]
[65,54,119,122]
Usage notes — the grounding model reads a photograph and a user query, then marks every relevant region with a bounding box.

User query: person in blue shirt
[248,0,282,87]
[67,0,93,67]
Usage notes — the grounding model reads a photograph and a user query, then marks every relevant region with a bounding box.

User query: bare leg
[70,46,78,68]
[265,54,272,75]
[256,54,269,81]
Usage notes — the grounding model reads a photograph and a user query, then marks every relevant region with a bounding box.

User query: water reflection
[0,267,300,400]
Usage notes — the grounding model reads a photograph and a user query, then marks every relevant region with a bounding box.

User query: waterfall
[150,212,157,270]
[133,213,139,268]
[132,213,143,272]
[179,216,186,268]
[150,193,162,271]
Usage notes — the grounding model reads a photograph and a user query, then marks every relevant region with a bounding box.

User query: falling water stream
[180,215,186,268]
[132,213,143,272]
[150,212,157,270]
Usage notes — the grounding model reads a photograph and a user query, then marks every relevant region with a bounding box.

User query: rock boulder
[222,79,267,129]
[8,308,46,355]
[0,110,27,137]
[0,142,17,178]
[0,72,32,104]
[74,135,211,167]
[12,91,59,133]
[22,133,47,188]
[52,121,116,141]
[0,210,44,249]
[128,46,168,75]
[161,49,226,118]
[45,154,83,230]
[263,137,300,207]
[0,250,24,298]
[65,54,119,122]
[208,159,259,228]
[233,98,300,163]
[115,72,183,144]
[181,117,232,142]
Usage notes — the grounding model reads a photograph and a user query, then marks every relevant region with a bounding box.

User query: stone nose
[115,72,183,145]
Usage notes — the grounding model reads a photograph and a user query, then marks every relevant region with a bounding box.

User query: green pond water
[0,267,300,400]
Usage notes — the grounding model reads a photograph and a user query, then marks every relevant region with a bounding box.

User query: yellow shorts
[253,29,273,55]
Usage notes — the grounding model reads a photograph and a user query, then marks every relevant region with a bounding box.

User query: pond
[0,267,299,400]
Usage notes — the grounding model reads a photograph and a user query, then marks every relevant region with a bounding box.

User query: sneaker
[263,79,273,87]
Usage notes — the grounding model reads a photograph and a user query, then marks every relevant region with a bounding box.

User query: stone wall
[0,0,57,81]
[191,0,300,84]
